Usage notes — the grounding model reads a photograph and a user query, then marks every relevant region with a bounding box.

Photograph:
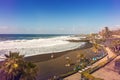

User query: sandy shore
[24,42,99,80]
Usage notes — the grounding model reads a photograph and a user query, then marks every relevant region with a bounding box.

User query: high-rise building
[99,27,111,39]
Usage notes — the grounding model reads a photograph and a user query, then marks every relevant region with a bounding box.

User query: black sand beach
[25,42,99,80]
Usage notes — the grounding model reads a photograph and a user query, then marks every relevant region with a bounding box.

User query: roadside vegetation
[0,52,38,80]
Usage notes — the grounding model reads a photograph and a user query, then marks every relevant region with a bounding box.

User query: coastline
[24,42,96,80]
[25,42,92,62]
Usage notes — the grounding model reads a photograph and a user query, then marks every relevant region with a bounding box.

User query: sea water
[0,34,84,57]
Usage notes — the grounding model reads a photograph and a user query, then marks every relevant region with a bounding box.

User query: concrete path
[64,47,116,80]
[91,47,116,68]
[92,56,120,80]
[64,73,81,80]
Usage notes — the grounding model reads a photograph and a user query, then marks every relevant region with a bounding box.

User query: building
[99,27,111,39]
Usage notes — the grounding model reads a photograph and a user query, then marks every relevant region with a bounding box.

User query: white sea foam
[0,36,84,57]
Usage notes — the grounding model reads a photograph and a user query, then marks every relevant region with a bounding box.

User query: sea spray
[0,34,84,57]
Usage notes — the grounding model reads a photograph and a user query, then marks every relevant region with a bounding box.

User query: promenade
[92,50,120,80]
[64,47,116,80]
[112,35,120,38]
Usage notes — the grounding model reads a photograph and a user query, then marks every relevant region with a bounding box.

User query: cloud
[0,26,9,29]
[0,26,18,34]
[0,26,9,33]
[109,25,120,30]
[114,25,120,28]
[59,28,65,31]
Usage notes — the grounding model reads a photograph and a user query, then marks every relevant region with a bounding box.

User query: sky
[0,0,120,34]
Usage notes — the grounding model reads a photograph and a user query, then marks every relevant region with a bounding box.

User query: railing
[81,48,117,80]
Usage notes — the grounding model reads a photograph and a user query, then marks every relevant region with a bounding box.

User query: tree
[0,52,37,80]
[76,54,85,63]
[20,62,37,80]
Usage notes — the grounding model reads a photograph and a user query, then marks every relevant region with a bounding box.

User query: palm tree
[76,54,85,68]
[92,43,101,53]
[76,54,86,64]
[88,33,103,54]
[0,52,24,80]
[20,62,37,80]
[0,51,37,80]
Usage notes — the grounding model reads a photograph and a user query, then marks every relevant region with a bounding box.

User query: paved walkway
[91,47,116,68]
[64,73,81,80]
[64,47,116,80]
[92,56,120,80]
[112,35,120,38]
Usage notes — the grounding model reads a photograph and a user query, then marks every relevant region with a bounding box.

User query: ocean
[0,34,84,58]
